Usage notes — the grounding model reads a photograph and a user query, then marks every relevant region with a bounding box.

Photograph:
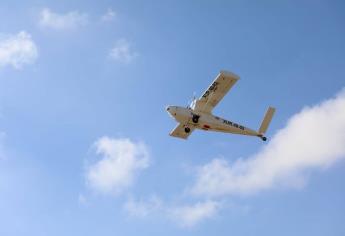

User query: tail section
[258,107,276,140]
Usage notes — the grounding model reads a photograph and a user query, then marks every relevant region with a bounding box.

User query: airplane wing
[169,123,195,139]
[194,70,240,113]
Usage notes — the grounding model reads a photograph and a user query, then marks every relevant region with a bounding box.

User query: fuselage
[166,105,258,136]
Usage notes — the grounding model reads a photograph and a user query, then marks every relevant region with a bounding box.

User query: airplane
[166,70,276,141]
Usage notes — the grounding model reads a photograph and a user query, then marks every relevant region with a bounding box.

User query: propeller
[188,92,197,108]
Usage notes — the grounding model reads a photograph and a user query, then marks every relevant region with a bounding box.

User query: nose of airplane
[166,106,176,116]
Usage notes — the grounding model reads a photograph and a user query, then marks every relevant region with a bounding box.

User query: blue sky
[1,1,345,235]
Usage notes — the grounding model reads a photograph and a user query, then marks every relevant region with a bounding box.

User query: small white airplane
[166,70,276,141]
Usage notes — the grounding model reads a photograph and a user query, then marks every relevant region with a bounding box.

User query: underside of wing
[169,123,195,139]
[194,70,239,113]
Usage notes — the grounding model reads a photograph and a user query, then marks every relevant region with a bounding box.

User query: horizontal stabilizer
[170,123,194,139]
[258,107,276,134]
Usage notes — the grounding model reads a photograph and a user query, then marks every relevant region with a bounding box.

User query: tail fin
[258,107,276,135]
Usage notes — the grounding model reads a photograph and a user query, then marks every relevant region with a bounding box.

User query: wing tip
[219,70,240,80]
[169,133,188,140]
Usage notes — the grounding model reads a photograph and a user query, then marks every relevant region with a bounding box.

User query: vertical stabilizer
[258,107,276,135]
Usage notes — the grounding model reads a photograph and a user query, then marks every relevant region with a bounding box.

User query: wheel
[192,115,199,123]
[262,136,267,141]
[184,127,191,133]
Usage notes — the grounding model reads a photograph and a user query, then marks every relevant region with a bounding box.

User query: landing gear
[184,127,191,133]
[192,114,200,123]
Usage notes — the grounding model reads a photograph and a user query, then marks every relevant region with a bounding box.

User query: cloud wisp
[86,137,150,195]
[101,8,116,22]
[124,196,220,228]
[109,39,138,64]
[39,8,88,30]
[124,195,163,218]
[168,200,220,228]
[0,31,38,69]
[191,89,345,197]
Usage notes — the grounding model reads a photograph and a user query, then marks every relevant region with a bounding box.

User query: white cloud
[0,31,38,69]
[101,8,116,22]
[109,39,138,64]
[39,8,88,30]
[191,89,345,197]
[168,201,220,228]
[86,137,150,195]
[124,195,163,218]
